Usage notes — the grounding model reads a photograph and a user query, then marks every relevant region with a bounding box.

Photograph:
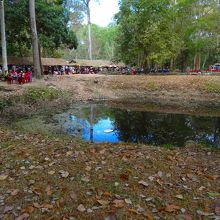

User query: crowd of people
[0,66,33,84]
[0,64,172,84]
[45,65,147,75]
[45,66,99,75]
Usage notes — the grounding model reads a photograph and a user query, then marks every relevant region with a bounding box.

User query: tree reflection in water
[60,105,220,148]
[111,109,220,147]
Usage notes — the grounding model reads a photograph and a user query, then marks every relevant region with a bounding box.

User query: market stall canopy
[0,57,73,66]
[0,57,125,68]
[70,59,125,67]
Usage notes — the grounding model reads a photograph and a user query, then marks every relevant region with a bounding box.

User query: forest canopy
[2,0,220,71]
[5,0,78,57]
[114,0,220,70]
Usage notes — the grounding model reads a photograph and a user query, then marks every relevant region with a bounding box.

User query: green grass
[22,87,67,104]
[204,81,220,93]
[162,143,174,149]
[145,81,159,91]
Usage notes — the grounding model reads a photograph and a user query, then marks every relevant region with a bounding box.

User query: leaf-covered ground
[0,128,219,220]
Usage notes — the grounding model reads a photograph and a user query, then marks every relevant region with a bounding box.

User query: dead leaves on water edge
[0,127,220,219]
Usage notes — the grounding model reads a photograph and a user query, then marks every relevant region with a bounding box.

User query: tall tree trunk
[29,0,42,78]
[194,51,201,71]
[87,1,92,60]
[0,0,8,73]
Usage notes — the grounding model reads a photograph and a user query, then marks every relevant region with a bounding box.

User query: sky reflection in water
[60,105,220,148]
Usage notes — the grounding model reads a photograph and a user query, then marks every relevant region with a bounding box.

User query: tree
[68,0,100,60]
[81,0,93,60]
[114,0,220,71]
[5,0,78,57]
[29,0,42,78]
[66,23,116,60]
[0,0,8,73]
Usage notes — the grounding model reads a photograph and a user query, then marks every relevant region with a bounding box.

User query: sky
[89,0,119,27]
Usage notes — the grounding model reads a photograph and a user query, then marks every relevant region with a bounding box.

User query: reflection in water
[57,105,220,148]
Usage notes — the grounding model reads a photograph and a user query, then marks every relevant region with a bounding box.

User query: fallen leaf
[175,195,184,200]
[165,204,180,212]
[104,214,117,220]
[205,174,219,181]
[33,203,42,209]
[125,198,132,204]
[138,180,149,187]
[66,151,73,156]
[77,204,86,212]
[148,176,154,181]
[103,192,111,197]
[46,186,52,196]
[3,206,14,214]
[198,186,205,191]
[113,199,124,208]
[48,170,55,175]
[70,192,78,201]
[215,206,220,215]
[0,174,8,181]
[128,209,138,214]
[81,176,90,182]
[186,173,194,179]
[143,212,154,220]
[176,214,192,220]
[197,210,214,216]
[15,213,29,220]
[208,192,219,198]
[156,179,163,186]
[59,171,69,178]
[97,200,110,206]
[165,155,175,161]
[11,189,20,196]
[120,173,129,181]
[85,166,92,171]
[43,204,53,209]
[26,206,34,214]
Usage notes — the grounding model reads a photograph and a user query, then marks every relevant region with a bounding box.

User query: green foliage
[162,144,174,149]
[5,0,78,57]
[115,0,220,70]
[23,87,65,104]
[0,98,13,112]
[64,23,117,60]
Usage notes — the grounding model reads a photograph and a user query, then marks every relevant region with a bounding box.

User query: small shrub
[23,87,65,104]
[162,143,174,149]
[0,98,13,112]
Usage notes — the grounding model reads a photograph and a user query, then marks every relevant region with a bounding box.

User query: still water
[52,104,220,148]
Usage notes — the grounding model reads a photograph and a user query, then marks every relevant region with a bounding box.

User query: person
[7,70,13,84]
[17,71,23,84]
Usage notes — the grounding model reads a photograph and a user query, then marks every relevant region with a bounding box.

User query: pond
[49,103,220,148]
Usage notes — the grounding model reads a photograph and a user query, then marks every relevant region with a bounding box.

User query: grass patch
[204,81,220,93]
[145,81,159,91]
[22,87,67,104]
[0,141,13,149]
[0,98,13,112]
[162,143,174,149]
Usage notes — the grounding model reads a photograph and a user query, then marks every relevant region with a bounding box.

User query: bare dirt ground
[1,74,220,107]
